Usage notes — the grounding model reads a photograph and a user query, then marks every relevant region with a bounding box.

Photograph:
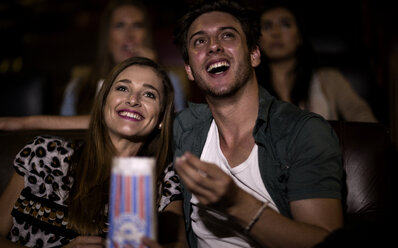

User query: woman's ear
[250,46,261,68]
[184,64,195,81]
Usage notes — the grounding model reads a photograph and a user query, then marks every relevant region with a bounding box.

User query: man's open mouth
[206,61,230,75]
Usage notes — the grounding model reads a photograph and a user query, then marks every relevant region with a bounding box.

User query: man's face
[184,11,260,98]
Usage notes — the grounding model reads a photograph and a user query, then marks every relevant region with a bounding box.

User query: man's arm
[0,115,90,130]
[175,152,343,248]
[228,188,342,248]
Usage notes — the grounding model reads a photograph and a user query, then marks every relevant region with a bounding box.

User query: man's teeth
[120,111,143,120]
[207,61,230,73]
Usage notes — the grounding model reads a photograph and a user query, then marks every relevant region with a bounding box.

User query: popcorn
[107,157,156,248]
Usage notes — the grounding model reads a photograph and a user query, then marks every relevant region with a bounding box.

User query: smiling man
[172,1,343,247]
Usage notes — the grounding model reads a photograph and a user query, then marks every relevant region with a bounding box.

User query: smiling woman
[104,65,165,150]
[0,57,187,247]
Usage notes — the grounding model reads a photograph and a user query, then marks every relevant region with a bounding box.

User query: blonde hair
[67,57,174,235]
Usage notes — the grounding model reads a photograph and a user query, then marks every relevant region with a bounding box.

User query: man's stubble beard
[191,54,253,99]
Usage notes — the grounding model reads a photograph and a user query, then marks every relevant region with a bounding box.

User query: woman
[0,0,186,131]
[256,1,377,122]
[0,57,185,247]
[61,0,185,115]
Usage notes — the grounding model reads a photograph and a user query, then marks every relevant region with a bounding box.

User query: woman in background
[0,0,187,131]
[256,1,377,122]
[0,57,186,247]
[61,0,186,115]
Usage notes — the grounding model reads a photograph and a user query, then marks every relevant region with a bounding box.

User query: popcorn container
[107,157,156,248]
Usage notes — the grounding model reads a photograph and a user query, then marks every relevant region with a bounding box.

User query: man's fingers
[175,156,212,189]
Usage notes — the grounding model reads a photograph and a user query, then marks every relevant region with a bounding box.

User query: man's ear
[184,64,195,81]
[250,46,261,68]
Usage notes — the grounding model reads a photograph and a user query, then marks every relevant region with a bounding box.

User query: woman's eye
[113,21,125,29]
[116,85,128,92]
[261,22,273,31]
[132,22,145,29]
[144,92,156,99]
[281,20,292,28]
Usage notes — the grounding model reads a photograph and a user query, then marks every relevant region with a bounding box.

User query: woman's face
[259,7,301,61]
[104,65,164,141]
[108,5,149,64]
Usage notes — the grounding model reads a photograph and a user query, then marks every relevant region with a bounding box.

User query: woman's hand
[63,236,105,248]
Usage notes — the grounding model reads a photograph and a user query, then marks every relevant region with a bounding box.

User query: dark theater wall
[0,0,396,135]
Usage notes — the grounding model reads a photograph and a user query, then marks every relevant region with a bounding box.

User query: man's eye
[222,32,234,39]
[194,38,206,46]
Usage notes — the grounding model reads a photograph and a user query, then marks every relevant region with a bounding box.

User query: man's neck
[205,77,259,167]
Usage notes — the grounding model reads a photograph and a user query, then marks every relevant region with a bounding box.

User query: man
[173,0,343,247]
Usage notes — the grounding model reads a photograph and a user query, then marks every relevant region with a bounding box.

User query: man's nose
[208,37,223,54]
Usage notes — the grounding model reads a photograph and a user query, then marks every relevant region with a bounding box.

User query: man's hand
[175,152,243,211]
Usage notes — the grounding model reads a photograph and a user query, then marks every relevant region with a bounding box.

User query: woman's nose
[270,24,282,36]
[125,26,137,40]
[126,94,141,106]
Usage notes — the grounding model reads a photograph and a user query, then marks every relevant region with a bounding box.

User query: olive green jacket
[173,87,343,247]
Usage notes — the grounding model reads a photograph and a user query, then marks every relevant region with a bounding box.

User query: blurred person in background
[0,0,186,131]
[61,0,186,115]
[255,0,377,122]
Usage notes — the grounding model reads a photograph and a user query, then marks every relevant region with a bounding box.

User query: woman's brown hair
[67,57,174,235]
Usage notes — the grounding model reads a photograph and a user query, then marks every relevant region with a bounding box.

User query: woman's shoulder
[13,135,78,177]
[315,67,350,91]
[13,135,79,204]
[158,163,182,212]
[315,67,345,79]
[70,65,92,80]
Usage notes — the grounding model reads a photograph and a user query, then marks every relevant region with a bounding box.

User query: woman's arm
[319,68,377,122]
[0,172,25,247]
[147,200,188,248]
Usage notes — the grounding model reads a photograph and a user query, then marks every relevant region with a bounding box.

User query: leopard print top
[9,135,182,247]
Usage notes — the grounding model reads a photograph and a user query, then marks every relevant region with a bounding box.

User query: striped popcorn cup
[107,157,157,248]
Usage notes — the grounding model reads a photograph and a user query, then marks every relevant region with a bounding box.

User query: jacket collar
[254,86,274,134]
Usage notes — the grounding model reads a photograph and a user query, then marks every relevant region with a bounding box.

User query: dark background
[0,0,397,134]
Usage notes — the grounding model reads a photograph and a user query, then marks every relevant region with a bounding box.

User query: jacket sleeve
[285,116,343,201]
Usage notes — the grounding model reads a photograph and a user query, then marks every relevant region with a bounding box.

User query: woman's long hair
[67,57,174,235]
[75,0,153,114]
[255,1,315,107]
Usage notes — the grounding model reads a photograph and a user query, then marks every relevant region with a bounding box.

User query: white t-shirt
[191,120,278,247]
